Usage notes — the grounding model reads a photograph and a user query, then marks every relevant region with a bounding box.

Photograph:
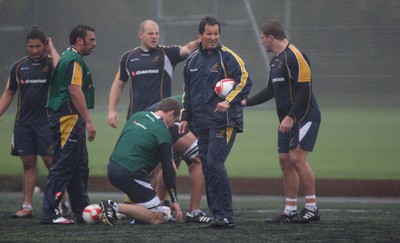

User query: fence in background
[1,0,399,107]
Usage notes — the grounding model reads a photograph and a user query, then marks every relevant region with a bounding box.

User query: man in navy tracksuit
[179,16,252,229]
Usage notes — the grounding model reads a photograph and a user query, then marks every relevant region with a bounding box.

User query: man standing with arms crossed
[180,16,252,229]
[41,25,96,224]
[244,19,321,224]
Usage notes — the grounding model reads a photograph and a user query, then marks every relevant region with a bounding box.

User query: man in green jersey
[41,25,96,225]
[100,98,183,225]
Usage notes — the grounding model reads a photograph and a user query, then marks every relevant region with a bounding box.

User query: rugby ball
[215,78,235,98]
[82,204,103,224]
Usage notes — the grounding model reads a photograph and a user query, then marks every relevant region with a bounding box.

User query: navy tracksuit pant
[41,108,90,223]
[197,127,237,222]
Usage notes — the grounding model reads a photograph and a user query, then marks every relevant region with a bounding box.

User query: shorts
[278,121,320,153]
[107,161,162,212]
[11,124,54,156]
[170,122,199,165]
[169,122,188,142]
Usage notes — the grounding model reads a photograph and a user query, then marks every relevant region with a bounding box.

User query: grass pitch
[0,192,399,242]
[1,107,399,179]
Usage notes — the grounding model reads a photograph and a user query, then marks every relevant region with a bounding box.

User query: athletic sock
[284,205,297,215]
[305,203,317,212]
[284,198,297,215]
[111,201,119,212]
[22,204,33,211]
[188,209,201,216]
[305,195,317,211]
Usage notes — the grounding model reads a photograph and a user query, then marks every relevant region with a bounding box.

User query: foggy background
[1,0,399,110]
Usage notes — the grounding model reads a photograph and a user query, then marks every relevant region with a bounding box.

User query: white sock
[111,200,119,212]
[189,209,201,216]
[22,204,33,210]
[305,195,317,211]
[305,203,317,212]
[283,198,297,215]
[284,205,297,215]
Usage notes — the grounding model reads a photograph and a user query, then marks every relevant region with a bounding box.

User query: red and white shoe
[52,216,74,224]
[12,207,33,218]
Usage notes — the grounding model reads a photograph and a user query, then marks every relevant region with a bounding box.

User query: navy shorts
[169,122,188,142]
[170,122,198,165]
[12,124,54,156]
[278,121,320,153]
[107,161,157,204]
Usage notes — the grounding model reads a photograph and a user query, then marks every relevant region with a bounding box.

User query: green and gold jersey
[47,47,94,111]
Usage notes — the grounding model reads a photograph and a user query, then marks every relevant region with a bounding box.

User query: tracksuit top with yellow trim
[181,42,252,132]
[47,47,94,111]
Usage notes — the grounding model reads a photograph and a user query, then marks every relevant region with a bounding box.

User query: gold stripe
[221,46,248,102]
[60,114,78,148]
[5,79,10,89]
[114,67,121,81]
[160,49,166,99]
[289,44,311,83]
[124,194,132,203]
[180,93,186,120]
[226,127,233,144]
[220,57,228,78]
[71,62,83,86]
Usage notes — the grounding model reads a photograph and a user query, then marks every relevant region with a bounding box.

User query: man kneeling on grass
[100,98,182,225]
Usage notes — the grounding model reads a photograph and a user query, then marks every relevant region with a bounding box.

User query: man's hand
[108,79,126,128]
[171,202,183,223]
[107,110,119,128]
[215,101,230,112]
[279,116,294,133]
[86,120,96,142]
[46,37,54,50]
[178,121,188,134]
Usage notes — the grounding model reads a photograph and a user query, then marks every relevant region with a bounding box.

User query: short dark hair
[260,19,286,40]
[156,98,180,118]
[26,26,46,44]
[198,16,221,34]
[69,25,95,45]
